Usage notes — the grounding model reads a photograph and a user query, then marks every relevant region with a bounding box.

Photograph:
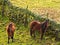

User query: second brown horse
[30,20,49,40]
[6,22,15,43]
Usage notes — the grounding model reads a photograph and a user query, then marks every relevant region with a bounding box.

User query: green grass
[10,0,60,10]
[0,16,60,45]
[0,25,56,45]
[0,25,59,45]
[0,0,60,45]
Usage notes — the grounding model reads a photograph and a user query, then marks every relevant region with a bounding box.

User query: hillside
[0,0,60,45]
[10,0,60,24]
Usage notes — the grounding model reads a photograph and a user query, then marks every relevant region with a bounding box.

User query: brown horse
[30,20,49,40]
[6,22,15,43]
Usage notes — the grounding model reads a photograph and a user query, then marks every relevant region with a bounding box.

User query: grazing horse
[6,22,15,43]
[30,20,49,40]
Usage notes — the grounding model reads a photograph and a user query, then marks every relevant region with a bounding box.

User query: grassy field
[0,0,60,45]
[10,0,60,9]
[0,20,58,45]
[0,16,60,45]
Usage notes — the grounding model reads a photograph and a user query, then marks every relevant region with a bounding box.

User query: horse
[6,22,15,43]
[30,20,49,40]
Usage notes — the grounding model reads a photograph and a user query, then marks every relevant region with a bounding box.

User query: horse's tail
[30,24,34,37]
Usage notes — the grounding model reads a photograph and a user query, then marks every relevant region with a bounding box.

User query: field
[10,0,60,9]
[0,0,60,45]
[0,16,60,45]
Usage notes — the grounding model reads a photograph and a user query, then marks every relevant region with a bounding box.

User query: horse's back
[30,21,41,29]
[30,21,40,25]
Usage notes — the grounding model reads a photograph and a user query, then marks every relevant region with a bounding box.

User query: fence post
[24,5,28,27]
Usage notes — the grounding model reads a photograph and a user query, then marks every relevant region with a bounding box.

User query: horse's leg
[11,36,13,42]
[33,30,35,38]
[33,28,35,38]
[30,29,32,37]
[41,32,44,40]
[11,32,14,42]
[8,36,10,44]
[41,29,45,40]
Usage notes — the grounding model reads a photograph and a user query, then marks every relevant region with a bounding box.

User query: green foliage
[0,0,60,31]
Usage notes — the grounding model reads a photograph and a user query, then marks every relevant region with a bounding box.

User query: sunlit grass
[0,18,59,45]
[10,0,60,10]
[0,0,60,45]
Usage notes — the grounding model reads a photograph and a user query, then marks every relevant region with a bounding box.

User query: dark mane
[41,20,49,33]
[9,23,12,27]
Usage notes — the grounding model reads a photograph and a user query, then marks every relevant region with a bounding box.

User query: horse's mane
[41,20,48,31]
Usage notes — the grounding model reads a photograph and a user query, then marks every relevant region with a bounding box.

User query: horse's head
[9,23,13,27]
[45,19,50,27]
